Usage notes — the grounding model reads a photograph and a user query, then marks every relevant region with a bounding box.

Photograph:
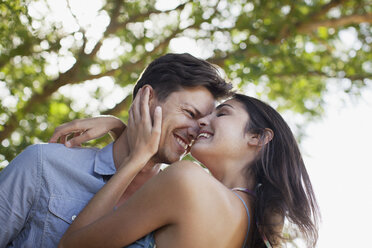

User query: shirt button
[71,215,76,221]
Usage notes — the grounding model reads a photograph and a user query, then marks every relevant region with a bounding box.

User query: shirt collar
[94,143,116,176]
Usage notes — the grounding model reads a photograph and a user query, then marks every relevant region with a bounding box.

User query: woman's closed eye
[216,111,227,117]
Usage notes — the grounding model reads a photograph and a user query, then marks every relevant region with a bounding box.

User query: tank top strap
[231,191,250,248]
[231,187,256,197]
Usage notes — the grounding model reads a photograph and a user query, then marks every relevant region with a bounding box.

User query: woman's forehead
[216,99,241,110]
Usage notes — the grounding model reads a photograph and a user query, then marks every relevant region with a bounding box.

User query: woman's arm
[59,160,227,248]
[49,115,126,147]
[58,162,187,248]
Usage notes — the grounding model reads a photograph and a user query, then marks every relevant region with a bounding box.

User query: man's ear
[142,84,157,107]
[142,85,158,121]
[142,84,155,101]
[247,128,274,147]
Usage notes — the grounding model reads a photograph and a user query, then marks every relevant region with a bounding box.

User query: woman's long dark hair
[233,94,320,247]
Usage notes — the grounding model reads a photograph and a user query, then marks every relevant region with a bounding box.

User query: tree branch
[82,19,189,82]
[0,115,17,143]
[273,70,372,81]
[93,27,187,115]
[212,2,369,66]
[88,0,123,58]
[271,0,349,42]
[88,1,189,59]
[0,41,35,69]
[298,14,372,33]
[0,20,186,142]
[207,49,260,67]
[307,0,348,21]
[0,60,81,142]
[102,95,132,116]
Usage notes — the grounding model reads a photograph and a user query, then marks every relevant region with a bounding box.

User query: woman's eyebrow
[216,103,234,110]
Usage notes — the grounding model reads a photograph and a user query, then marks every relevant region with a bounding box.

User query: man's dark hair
[133,53,232,101]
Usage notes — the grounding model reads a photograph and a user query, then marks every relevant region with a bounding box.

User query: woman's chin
[190,141,203,153]
[190,145,209,163]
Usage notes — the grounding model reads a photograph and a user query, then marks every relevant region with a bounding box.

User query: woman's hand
[49,116,126,147]
[58,88,161,248]
[124,87,162,168]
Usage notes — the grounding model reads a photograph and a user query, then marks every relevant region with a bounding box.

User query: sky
[302,85,372,247]
[5,0,372,246]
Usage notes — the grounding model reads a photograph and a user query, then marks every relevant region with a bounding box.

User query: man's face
[153,86,215,164]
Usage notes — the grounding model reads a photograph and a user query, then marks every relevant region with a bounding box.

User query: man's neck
[113,129,161,170]
[116,163,162,206]
[112,130,161,204]
[112,130,130,170]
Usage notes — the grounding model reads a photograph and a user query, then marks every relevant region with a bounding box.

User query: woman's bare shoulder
[156,161,247,247]
[159,161,230,204]
[168,160,205,169]
[161,161,214,188]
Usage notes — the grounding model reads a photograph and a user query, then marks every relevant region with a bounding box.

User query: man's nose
[187,123,199,141]
[197,115,208,128]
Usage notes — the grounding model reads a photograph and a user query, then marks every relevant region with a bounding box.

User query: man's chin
[155,153,179,165]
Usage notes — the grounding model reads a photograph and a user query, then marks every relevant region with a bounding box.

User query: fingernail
[66,141,71,147]
[155,106,161,112]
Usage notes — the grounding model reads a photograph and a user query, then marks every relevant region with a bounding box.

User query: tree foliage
[1,0,371,164]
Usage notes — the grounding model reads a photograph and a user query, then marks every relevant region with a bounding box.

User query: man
[0,53,232,247]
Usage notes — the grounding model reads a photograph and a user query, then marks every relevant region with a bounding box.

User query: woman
[57,90,319,247]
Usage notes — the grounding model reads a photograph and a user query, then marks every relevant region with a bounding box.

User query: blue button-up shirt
[0,143,116,247]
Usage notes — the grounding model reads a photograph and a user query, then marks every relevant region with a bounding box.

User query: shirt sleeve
[0,144,41,247]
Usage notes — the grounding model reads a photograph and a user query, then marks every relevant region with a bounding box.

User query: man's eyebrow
[216,103,234,110]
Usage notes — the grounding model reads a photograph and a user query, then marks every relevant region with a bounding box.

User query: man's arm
[0,145,40,247]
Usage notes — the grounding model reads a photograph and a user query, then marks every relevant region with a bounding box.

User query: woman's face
[190,99,251,169]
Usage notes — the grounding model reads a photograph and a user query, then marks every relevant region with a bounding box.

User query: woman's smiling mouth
[197,131,213,140]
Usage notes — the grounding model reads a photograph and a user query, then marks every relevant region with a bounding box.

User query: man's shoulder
[33,143,105,162]
[38,142,100,154]
[6,143,101,172]
[20,142,100,155]
[40,143,110,171]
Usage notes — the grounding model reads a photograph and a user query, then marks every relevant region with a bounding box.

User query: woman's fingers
[65,130,95,147]
[152,106,162,144]
[140,87,151,127]
[49,121,81,143]
[132,88,142,123]
[49,116,126,147]
[128,106,135,129]
[72,132,83,147]
[59,134,68,145]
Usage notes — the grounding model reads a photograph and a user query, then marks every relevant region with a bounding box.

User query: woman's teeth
[197,133,211,139]
[176,137,188,150]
